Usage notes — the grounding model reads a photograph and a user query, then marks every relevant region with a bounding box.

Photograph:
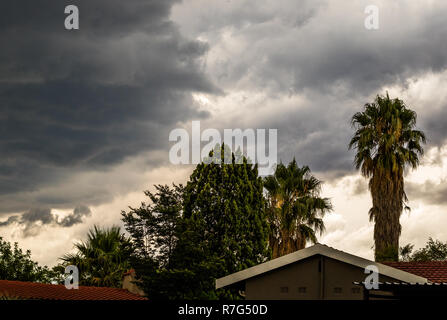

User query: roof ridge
[216,243,427,289]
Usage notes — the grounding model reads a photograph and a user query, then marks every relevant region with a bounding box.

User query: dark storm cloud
[0,206,92,236]
[406,180,447,207]
[175,0,322,34]
[59,205,91,227]
[205,1,447,96]
[0,0,219,214]
[423,104,447,146]
[3,0,447,219]
[184,0,447,176]
[0,215,19,227]
[245,93,358,174]
[21,208,54,225]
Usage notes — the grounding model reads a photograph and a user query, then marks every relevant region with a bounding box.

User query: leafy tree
[121,184,184,299]
[400,238,447,261]
[399,243,414,262]
[178,144,270,299]
[349,93,426,262]
[122,145,270,299]
[122,184,183,267]
[0,237,55,283]
[264,159,332,258]
[60,225,132,287]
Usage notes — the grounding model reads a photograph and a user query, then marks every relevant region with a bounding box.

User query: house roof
[0,280,147,300]
[354,281,447,286]
[383,261,447,283]
[215,243,428,289]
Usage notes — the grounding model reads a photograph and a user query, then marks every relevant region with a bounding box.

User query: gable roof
[383,261,447,283]
[0,280,147,300]
[216,243,428,289]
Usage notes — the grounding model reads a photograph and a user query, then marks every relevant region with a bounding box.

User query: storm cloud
[406,179,447,207]
[0,205,92,237]
[172,0,447,175]
[3,0,447,250]
[0,0,218,214]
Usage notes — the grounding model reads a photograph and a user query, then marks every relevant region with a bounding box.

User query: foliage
[400,238,447,262]
[349,93,426,261]
[122,184,184,267]
[122,184,185,299]
[179,144,269,299]
[123,145,270,299]
[399,243,414,262]
[0,237,55,283]
[264,159,332,258]
[60,225,132,288]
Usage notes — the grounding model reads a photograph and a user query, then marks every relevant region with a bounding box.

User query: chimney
[122,269,145,296]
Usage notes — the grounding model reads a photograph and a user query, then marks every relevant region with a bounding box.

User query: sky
[1,0,447,266]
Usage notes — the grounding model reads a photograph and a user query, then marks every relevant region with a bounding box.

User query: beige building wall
[245,255,397,300]
[245,255,321,300]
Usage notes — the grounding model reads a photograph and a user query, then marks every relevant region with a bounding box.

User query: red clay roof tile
[0,280,147,300]
[383,261,447,283]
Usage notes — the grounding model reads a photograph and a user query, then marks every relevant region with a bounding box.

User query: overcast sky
[1,0,447,266]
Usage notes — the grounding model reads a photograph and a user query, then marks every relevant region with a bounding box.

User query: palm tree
[60,225,133,287]
[264,159,332,258]
[349,93,426,262]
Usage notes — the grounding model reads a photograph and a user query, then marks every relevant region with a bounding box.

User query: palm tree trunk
[371,170,403,262]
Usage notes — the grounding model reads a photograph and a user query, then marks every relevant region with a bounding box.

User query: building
[0,279,147,300]
[360,261,447,299]
[382,261,447,283]
[122,269,145,296]
[216,243,430,300]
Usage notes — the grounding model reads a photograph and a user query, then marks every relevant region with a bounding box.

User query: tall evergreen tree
[122,184,183,268]
[121,145,269,299]
[121,184,185,299]
[178,144,270,299]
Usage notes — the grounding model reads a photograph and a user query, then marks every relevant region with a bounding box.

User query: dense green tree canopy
[400,238,447,262]
[123,145,270,299]
[0,237,55,283]
[182,145,269,273]
[175,145,269,299]
[122,184,183,268]
[122,184,185,299]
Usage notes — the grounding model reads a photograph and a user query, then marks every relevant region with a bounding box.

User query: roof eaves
[215,244,428,289]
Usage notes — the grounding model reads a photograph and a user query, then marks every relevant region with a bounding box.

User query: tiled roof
[0,280,147,300]
[383,261,447,283]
